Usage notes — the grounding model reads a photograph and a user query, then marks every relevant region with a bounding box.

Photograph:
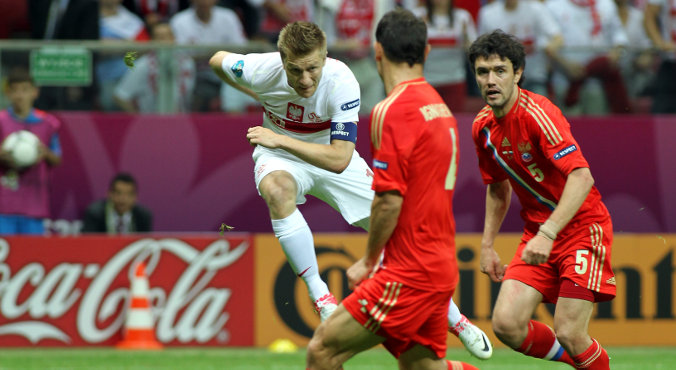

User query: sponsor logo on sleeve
[553,144,577,160]
[231,60,244,78]
[373,159,388,170]
[340,99,360,111]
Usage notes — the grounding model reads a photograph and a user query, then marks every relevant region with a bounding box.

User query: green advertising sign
[30,47,92,86]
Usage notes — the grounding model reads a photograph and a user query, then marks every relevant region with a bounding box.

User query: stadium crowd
[0,0,673,115]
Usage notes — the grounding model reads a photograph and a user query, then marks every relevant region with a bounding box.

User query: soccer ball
[2,130,41,168]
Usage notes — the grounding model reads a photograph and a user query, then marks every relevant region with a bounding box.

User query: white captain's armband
[330,121,358,143]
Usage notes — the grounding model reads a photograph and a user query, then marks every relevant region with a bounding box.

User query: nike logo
[481,335,490,352]
[297,266,311,277]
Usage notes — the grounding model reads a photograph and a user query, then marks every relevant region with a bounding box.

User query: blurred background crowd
[0,0,674,116]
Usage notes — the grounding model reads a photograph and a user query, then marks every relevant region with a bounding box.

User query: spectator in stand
[614,0,654,99]
[316,0,395,113]
[546,0,633,115]
[478,0,563,97]
[220,0,264,39]
[98,0,150,111]
[412,0,476,113]
[643,0,676,113]
[114,22,196,113]
[0,69,62,235]
[259,0,313,43]
[82,172,153,234]
[122,0,190,28]
[170,0,247,112]
[28,0,100,111]
[29,0,100,40]
[0,1,30,39]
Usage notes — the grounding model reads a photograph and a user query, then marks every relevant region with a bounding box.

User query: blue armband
[330,121,358,143]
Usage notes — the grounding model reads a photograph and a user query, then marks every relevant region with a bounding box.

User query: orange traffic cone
[116,262,163,350]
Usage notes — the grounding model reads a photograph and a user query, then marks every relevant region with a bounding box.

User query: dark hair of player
[468,29,526,76]
[375,8,428,67]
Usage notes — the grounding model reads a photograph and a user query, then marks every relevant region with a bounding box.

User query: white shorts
[253,145,374,225]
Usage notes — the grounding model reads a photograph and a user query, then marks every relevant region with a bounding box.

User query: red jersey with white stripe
[471,88,610,233]
[370,78,459,291]
[221,52,361,144]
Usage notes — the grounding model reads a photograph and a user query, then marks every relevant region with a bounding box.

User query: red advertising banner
[0,235,253,346]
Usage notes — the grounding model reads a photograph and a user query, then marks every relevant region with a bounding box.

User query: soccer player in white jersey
[209,22,492,360]
[210,21,371,322]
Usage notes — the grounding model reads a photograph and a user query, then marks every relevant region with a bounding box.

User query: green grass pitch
[0,347,674,369]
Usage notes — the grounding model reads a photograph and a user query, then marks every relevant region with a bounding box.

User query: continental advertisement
[255,233,676,348]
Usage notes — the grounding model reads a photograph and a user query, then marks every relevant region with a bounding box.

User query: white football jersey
[413,6,477,85]
[221,52,361,145]
[546,0,628,64]
[478,0,561,83]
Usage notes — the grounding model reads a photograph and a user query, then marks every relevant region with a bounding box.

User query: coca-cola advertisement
[0,235,254,346]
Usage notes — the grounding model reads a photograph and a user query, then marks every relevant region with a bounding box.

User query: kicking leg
[447,297,492,359]
[261,171,336,320]
[307,304,384,370]
[555,296,610,369]
[492,279,575,367]
[398,344,478,370]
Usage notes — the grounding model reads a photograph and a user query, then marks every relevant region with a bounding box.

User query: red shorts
[342,273,453,359]
[504,218,616,304]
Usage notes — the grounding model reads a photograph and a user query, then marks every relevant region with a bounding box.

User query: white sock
[271,209,329,302]
[447,297,463,326]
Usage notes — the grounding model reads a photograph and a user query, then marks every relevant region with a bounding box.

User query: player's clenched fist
[521,235,553,265]
[347,257,373,290]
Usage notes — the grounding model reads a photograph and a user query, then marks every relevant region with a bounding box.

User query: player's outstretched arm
[481,180,511,248]
[246,126,356,173]
[209,51,259,101]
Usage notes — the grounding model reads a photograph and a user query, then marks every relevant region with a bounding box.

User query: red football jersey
[369,78,459,291]
[472,88,610,233]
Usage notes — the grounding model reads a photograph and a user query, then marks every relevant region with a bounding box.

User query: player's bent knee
[491,314,522,342]
[553,324,586,350]
[259,174,298,214]
[306,336,323,364]
[307,331,338,368]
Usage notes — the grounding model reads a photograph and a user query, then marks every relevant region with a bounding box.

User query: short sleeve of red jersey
[369,105,413,195]
[472,111,508,184]
[528,100,589,175]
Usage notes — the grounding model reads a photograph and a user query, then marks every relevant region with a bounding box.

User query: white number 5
[575,250,589,275]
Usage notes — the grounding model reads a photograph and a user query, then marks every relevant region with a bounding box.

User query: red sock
[572,338,609,369]
[517,320,576,367]
[447,360,478,370]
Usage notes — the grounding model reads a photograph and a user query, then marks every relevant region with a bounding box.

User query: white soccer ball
[2,130,41,168]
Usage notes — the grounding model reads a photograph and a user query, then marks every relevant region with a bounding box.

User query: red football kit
[472,88,616,303]
[343,78,459,358]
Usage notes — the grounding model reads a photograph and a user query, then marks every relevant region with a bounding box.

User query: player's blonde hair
[277,21,327,61]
